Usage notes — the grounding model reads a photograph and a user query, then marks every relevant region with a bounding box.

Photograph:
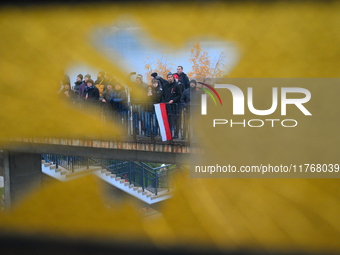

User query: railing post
[189,108,193,143]
[142,163,145,192]
[129,161,132,183]
[133,105,137,142]
[87,157,89,169]
[150,105,154,142]
[155,168,158,195]
[72,157,74,173]
[167,166,170,192]
[56,155,58,169]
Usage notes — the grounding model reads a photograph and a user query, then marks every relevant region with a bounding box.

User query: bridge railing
[63,99,191,141]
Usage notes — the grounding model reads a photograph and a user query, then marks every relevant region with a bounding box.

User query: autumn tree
[187,42,210,82]
[143,52,154,84]
[187,42,226,82]
[210,52,227,79]
[143,50,174,84]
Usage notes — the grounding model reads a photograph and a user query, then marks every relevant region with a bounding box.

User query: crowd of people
[59,66,202,139]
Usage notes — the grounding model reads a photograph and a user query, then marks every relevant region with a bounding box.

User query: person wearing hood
[180,79,199,109]
[73,74,83,96]
[175,66,190,90]
[180,79,199,140]
[148,79,163,104]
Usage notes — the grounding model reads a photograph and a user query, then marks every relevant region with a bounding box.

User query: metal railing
[41,154,181,195]
[62,98,192,141]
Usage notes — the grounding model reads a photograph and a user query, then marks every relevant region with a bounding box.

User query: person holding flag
[154,72,182,140]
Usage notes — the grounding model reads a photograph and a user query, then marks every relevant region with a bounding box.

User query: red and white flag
[154,103,171,141]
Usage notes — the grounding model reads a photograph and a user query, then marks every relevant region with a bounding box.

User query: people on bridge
[180,79,199,139]
[111,82,127,105]
[173,74,185,93]
[161,72,181,104]
[60,65,200,140]
[145,79,163,136]
[73,74,83,96]
[95,71,107,96]
[99,84,115,103]
[111,82,128,129]
[58,74,70,93]
[59,82,76,100]
[175,65,190,90]
[149,79,163,104]
[181,79,199,110]
[162,72,182,139]
[79,74,91,99]
[83,78,99,102]
[105,73,117,90]
[150,72,167,88]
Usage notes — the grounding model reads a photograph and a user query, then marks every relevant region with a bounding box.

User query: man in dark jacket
[175,66,190,90]
[162,72,182,139]
[162,73,181,104]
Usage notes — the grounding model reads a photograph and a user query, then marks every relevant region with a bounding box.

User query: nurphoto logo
[200,84,312,128]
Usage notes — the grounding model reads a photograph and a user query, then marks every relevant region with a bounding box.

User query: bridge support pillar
[3,150,42,210]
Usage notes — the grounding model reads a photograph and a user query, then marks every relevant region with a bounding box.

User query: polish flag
[154,103,171,141]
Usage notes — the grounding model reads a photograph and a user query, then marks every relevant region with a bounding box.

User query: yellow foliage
[1,2,340,253]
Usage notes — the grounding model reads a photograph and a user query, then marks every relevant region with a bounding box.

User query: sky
[67,20,240,85]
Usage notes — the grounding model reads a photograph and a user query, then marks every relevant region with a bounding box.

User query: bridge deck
[1,137,202,164]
